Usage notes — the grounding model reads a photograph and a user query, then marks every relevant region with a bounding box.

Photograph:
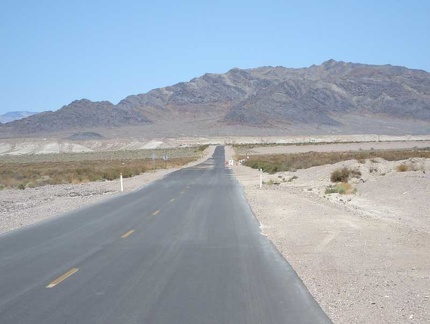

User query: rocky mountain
[2,99,150,133]
[1,60,429,136]
[224,60,430,126]
[0,111,38,123]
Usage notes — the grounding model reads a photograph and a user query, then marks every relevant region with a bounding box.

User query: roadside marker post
[163,153,169,169]
[259,169,263,188]
[120,173,124,192]
[152,153,157,170]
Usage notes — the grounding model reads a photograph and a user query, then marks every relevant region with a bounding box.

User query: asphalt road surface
[0,146,332,323]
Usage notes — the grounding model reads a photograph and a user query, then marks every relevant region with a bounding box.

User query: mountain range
[0,111,38,124]
[1,60,429,137]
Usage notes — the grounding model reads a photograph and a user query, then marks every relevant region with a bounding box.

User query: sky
[1,0,429,114]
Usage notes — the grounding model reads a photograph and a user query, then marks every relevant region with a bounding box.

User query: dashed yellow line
[46,268,79,288]
[153,210,160,216]
[121,230,135,238]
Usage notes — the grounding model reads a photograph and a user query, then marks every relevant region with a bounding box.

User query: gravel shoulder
[226,145,430,324]
[0,146,215,235]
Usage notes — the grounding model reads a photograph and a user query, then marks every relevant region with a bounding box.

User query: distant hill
[1,60,429,136]
[1,99,151,134]
[0,111,39,124]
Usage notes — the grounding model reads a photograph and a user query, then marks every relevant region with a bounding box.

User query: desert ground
[1,138,429,323]
[225,143,430,324]
[1,134,430,156]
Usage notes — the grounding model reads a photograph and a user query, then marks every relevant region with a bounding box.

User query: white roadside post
[152,153,157,170]
[120,173,124,192]
[259,169,263,188]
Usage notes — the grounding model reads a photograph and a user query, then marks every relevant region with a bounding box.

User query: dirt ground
[225,145,430,324]
[2,134,429,156]
[243,140,430,156]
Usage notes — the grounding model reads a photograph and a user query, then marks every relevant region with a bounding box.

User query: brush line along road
[0,146,331,323]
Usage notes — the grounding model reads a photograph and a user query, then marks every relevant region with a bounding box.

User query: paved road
[0,146,331,323]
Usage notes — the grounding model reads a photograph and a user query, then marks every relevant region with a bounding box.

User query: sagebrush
[0,156,195,189]
[241,148,430,174]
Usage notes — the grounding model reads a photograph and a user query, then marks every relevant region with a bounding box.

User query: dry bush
[241,148,430,174]
[0,155,195,189]
[330,167,361,183]
[395,162,424,172]
[325,182,354,195]
[196,145,209,152]
[396,163,409,172]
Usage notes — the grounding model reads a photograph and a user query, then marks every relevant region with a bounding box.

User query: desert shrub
[26,182,37,188]
[241,148,430,173]
[0,151,196,189]
[330,167,361,183]
[396,163,409,172]
[196,145,209,152]
[325,182,354,195]
[325,185,340,194]
[395,162,424,172]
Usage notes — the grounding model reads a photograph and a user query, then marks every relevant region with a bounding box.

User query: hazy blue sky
[1,0,429,114]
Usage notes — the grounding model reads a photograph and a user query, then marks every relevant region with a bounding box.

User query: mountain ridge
[1,60,429,137]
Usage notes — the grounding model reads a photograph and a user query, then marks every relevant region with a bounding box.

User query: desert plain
[0,135,429,323]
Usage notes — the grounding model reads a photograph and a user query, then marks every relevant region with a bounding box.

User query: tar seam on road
[46,268,79,288]
[121,230,135,238]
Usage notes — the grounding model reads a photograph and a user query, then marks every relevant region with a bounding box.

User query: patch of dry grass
[241,148,430,174]
[396,163,410,172]
[0,156,195,189]
[330,167,361,183]
[395,162,424,172]
[325,182,355,195]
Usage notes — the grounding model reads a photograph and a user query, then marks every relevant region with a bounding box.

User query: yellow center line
[121,230,135,238]
[46,268,79,288]
[170,198,175,203]
[153,210,160,216]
